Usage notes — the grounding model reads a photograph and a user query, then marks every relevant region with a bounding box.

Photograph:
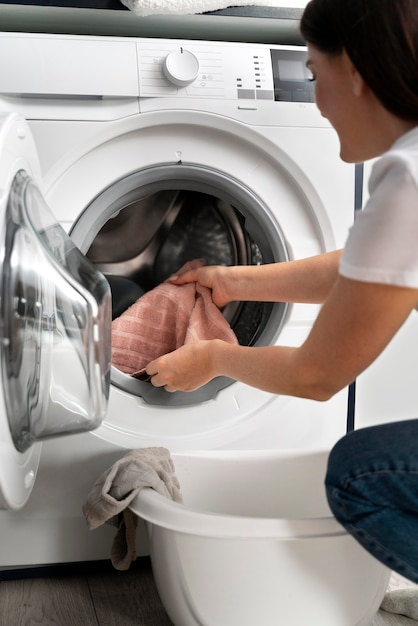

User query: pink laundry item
[111,259,238,379]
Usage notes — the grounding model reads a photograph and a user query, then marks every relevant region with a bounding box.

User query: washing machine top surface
[0,3,306,44]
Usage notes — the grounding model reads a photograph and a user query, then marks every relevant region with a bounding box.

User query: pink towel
[111,259,238,378]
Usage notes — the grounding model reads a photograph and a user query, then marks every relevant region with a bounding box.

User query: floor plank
[0,575,98,625]
[87,564,173,626]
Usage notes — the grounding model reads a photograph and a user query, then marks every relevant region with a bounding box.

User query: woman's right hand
[169,264,231,308]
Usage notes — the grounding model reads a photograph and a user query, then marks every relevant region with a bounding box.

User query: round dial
[163,49,199,87]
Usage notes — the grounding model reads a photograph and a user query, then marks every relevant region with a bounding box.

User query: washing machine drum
[86,188,286,406]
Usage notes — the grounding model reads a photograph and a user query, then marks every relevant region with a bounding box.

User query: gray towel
[82,447,182,571]
[381,589,418,621]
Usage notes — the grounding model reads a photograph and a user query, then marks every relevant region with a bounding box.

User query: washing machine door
[0,112,112,509]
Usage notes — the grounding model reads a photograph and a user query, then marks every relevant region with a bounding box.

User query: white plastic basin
[131,449,390,626]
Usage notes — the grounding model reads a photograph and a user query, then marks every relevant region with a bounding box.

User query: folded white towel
[120,0,299,17]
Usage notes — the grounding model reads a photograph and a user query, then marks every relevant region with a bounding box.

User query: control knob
[163,48,199,87]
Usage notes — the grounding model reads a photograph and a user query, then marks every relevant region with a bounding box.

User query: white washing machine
[0,31,356,571]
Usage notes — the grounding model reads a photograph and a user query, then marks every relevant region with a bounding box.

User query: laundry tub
[131,449,390,626]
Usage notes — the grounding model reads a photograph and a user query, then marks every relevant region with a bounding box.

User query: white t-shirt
[340,125,418,307]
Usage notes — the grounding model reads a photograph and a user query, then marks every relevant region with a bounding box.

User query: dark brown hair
[300,0,418,122]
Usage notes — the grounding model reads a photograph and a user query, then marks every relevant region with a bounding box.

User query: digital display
[277,59,306,81]
[270,49,315,103]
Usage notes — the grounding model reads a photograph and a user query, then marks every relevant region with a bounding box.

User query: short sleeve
[340,154,418,288]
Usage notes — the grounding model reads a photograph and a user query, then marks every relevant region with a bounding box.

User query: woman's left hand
[145,341,217,393]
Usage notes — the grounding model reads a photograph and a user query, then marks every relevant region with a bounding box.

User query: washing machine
[0,30,357,571]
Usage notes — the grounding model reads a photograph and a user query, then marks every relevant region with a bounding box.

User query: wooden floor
[1,559,417,626]
[0,559,173,626]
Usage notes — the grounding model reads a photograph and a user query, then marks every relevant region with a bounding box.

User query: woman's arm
[171,250,342,307]
[146,276,418,399]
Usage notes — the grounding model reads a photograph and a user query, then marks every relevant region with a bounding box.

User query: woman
[146,0,418,582]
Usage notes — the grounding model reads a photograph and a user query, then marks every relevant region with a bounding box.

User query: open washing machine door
[0,112,111,509]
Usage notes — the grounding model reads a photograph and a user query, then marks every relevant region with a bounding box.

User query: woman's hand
[170,265,231,309]
[145,341,218,393]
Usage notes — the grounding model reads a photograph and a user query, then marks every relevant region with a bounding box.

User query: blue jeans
[326,419,418,583]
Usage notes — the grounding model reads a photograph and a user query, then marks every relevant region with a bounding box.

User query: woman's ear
[352,68,366,97]
[342,50,366,97]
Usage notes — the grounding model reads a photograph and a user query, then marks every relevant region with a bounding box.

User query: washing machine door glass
[1,171,112,454]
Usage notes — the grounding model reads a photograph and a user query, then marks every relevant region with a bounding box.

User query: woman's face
[307,44,417,162]
[306,44,368,163]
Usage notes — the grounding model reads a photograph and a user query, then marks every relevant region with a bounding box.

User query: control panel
[137,40,315,103]
[0,34,316,122]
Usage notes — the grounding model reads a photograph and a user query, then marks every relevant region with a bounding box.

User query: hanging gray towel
[82,447,182,571]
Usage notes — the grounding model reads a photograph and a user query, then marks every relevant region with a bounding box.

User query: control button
[276,90,292,102]
[163,49,199,87]
[256,90,274,100]
[237,89,256,100]
[292,91,310,102]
